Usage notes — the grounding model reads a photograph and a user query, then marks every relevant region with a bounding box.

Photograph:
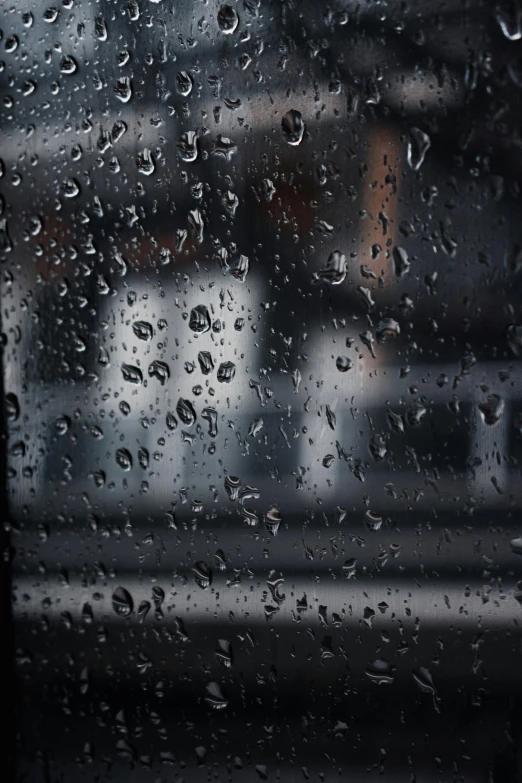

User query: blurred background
[1,0,522,780]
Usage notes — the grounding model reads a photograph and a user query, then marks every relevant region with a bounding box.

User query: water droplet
[115,448,133,470]
[213,134,238,160]
[365,658,394,684]
[176,398,196,425]
[193,561,212,589]
[198,351,214,375]
[132,320,153,341]
[138,601,151,623]
[222,190,239,217]
[122,364,143,384]
[189,305,211,334]
[265,507,282,536]
[148,360,170,385]
[188,208,204,243]
[54,415,71,435]
[217,361,236,383]
[478,394,504,425]
[63,178,81,198]
[225,475,241,501]
[342,559,357,579]
[407,127,431,171]
[228,254,249,281]
[217,5,239,34]
[166,411,178,431]
[177,131,198,162]
[112,120,127,143]
[496,7,522,40]
[114,77,132,103]
[137,148,155,176]
[312,251,346,284]
[5,393,20,423]
[205,681,227,709]
[369,434,387,461]
[406,401,427,427]
[365,510,383,531]
[22,80,36,97]
[5,36,19,54]
[363,606,375,628]
[325,405,336,430]
[95,16,108,41]
[506,324,522,357]
[336,356,353,372]
[376,318,400,343]
[60,55,78,75]
[112,586,134,617]
[176,71,193,96]
[282,109,305,145]
[215,639,233,667]
[393,246,410,277]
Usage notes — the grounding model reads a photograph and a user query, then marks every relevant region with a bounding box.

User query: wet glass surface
[1,1,522,780]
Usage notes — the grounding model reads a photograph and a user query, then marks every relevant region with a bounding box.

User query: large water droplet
[122,364,143,384]
[496,7,522,40]
[217,361,236,383]
[177,131,198,162]
[217,5,239,34]
[115,448,133,470]
[193,561,212,589]
[114,77,132,103]
[137,148,155,176]
[407,127,431,171]
[265,507,282,536]
[312,250,346,284]
[60,55,77,74]
[365,659,395,684]
[176,71,193,96]
[205,681,227,708]
[148,360,170,385]
[112,586,134,616]
[282,109,305,145]
[189,305,211,333]
[478,394,504,425]
[132,320,153,341]
[176,398,196,425]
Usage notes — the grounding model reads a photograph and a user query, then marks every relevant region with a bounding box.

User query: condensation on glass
[1,1,521,781]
